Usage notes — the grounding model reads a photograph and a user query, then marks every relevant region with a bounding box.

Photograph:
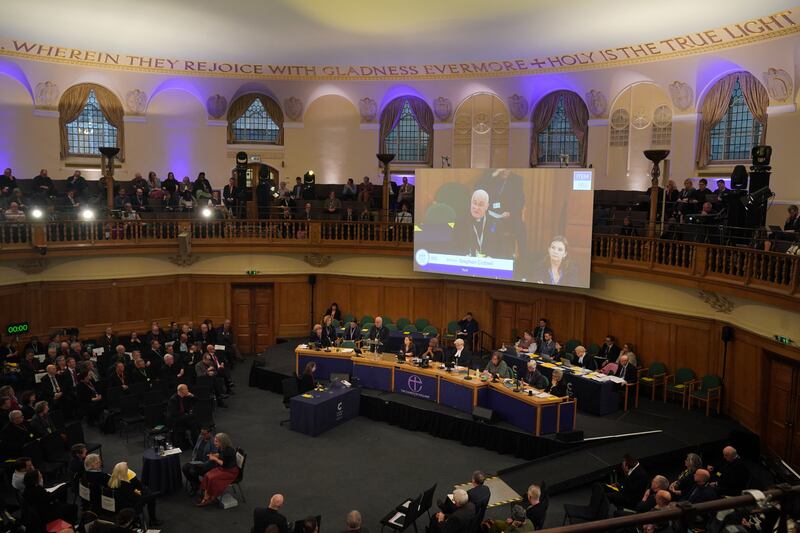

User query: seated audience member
[66,170,87,198]
[598,335,621,363]
[359,206,372,221]
[397,176,414,207]
[300,202,313,221]
[182,426,218,497]
[641,491,673,533]
[573,346,597,370]
[710,446,749,497]
[669,453,702,499]
[523,361,548,389]
[76,371,104,424]
[321,315,337,346]
[615,354,637,384]
[546,369,568,397]
[131,188,148,212]
[130,173,149,195]
[633,475,670,514]
[129,357,153,387]
[20,391,37,420]
[484,352,512,379]
[619,343,638,368]
[357,176,373,204]
[324,303,343,321]
[457,312,479,349]
[687,469,717,503]
[324,191,341,215]
[196,432,240,507]
[506,505,534,533]
[108,462,161,526]
[532,319,552,346]
[168,384,198,447]
[432,489,475,533]
[400,336,417,359]
[299,362,316,393]
[114,188,130,210]
[84,453,110,485]
[526,484,546,531]
[206,344,232,394]
[161,352,185,387]
[619,216,638,237]
[343,321,361,342]
[447,339,471,368]
[367,317,390,350]
[69,444,87,480]
[422,337,445,362]
[341,206,356,222]
[30,401,57,438]
[395,203,412,223]
[40,364,65,409]
[515,331,536,354]
[108,361,129,391]
[2,410,35,457]
[309,324,325,346]
[32,169,55,199]
[606,454,649,511]
[252,494,288,533]
[302,516,319,533]
[537,332,556,359]
[341,178,357,201]
[22,469,78,525]
[11,456,33,492]
[3,201,25,222]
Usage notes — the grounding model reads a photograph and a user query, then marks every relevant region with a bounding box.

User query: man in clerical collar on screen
[454,189,505,258]
[475,168,526,259]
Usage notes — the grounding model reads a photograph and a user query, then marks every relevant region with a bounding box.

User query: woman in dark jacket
[22,469,78,525]
[299,362,316,393]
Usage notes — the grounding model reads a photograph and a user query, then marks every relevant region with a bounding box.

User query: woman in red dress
[196,432,239,507]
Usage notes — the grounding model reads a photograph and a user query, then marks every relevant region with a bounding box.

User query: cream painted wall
[1,253,797,343]
[0,36,798,201]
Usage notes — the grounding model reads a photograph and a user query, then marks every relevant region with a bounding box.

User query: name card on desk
[92,347,104,356]
[34,372,47,383]
[214,345,226,351]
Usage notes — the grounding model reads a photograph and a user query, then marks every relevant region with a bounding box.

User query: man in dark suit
[523,360,548,389]
[456,313,479,351]
[343,321,361,341]
[83,453,110,513]
[687,469,718,503]
[129,357,153,387]
[167,384,198,447]
[615,355,637,384]
[532,319,552,346]
[144,339,164,373]
[711,446,749,496]
[39,364,65,409]
[432,489,475,533]
[467,471,490,519]
[223,177,241,217]
[537,332,557,358]
[182,426,217,496]
[599,335,621,363]
[252,493,289,533]
[573,346,597,370]
[607,455,649,510]
[367,317,390,352]
[1,410,35,457]
[291,177,304,200]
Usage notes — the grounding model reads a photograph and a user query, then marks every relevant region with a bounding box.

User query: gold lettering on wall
[1,9,798,80]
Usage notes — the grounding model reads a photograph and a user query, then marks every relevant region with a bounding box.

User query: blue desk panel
[290,386,360,437]
[352,361,393,391]
[438,378,475,413]
[395,368,438,401]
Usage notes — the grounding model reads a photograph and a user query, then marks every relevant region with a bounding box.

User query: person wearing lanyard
[456,189,496,257]
[476,168,526,259]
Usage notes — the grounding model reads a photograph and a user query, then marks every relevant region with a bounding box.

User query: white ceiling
[1,0,795,66]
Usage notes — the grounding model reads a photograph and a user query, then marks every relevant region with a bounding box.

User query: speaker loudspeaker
[472,406,494,424]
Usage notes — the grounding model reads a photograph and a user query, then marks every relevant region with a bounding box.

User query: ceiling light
[202,207,212,218]
[30,208,43,219]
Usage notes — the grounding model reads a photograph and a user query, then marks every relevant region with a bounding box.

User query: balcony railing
[1,220,797,308]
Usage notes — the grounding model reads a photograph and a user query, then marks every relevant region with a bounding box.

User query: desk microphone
[464,366,473,380]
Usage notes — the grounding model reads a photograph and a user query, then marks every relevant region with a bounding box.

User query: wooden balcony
[1,221,797,310]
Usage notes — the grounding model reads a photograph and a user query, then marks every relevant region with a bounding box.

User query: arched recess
[379,95,434,166]
[607,82,673,190]
[0,74,47,177]
[148,78,207,112]
[0,59,33,104]
[452,92,509,168]
[58,83,125,161]
[226,93,284,145]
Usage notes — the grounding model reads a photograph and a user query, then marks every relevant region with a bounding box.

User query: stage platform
[251,339,756,498]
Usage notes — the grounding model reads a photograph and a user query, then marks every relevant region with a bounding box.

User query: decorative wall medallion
[284,96,304,121]
[763,67,793,103]
[668,81,694,111]
[169,252,199,267]
[358,97,377,122]
[631,106,651,129]
[125,89,147,115]
[473,112,490,134]
[507,94,529,120]
[206,94,228,119]
[34,81,59,109]
[433,97,452,121]
[699,290,734,314]
[585,89,608,117]
[304,253,333,267]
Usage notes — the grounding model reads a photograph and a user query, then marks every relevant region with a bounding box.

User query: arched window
[380,96,434,165]
[227,93,284,144]
[651,105,672,146]
[697,72,767,167]
[58,83,125,160]
[609,109,630,147]
[530,91,588,167]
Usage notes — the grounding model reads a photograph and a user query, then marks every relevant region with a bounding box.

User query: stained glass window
[709,79,763,161]
[384,101,429,163]
[537,95,580,165]
[232,98,280,143]
[66,90,117,156]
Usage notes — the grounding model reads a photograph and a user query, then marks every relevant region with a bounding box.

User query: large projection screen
[413,168,594,289]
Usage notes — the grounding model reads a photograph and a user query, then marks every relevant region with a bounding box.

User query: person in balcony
[131,172,149,195]
[162,172,178,196]
[324,191,341,216]
[342,178,357,201]
[395,203,412,224]
[131,188,149,212]
[357,176,373,205]
[619,216,639,237]
[121,203,140,221]
[113,187,130,211]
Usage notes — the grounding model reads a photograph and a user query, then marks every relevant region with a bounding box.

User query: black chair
[194,397,215,428]
[193,384,213,401]
[381,494,422,533]
[41,431,70,466]
[293,515,322,533]
[49,409,66,431]
[399,483,436,521]
[280,377,299,427]
[105,387,123,414]
[142,390,166,407]
[142,403,169,448]
[228,447,247,503]
[117,394,145,442]
[65,421,102,457]
[22,439,64,481]
[563,483,609,525]
[127,382,146,397]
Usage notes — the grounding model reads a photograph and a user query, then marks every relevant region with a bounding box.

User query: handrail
[541,483,800,532]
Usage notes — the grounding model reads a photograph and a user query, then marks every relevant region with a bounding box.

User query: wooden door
[763,355,800,471]
[232,285,274,354]
[493,300,539,345]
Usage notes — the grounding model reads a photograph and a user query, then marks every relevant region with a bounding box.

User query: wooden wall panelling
[275,280,311,337]
[192,280,229,326]
[384,285,412,323]
[348,282,383,321]
[0,284,32,335]
[724,335,762,432]
[82,284,114,331]
[412,285,443,329]
[41,284,88,332]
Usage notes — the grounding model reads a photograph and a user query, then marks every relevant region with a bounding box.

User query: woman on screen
[531,236,577,286]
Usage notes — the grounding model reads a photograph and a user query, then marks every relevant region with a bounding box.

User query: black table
[290,386,360,436]
[141,448,183,494]
[500,352,621,416]
[338,328,432,353]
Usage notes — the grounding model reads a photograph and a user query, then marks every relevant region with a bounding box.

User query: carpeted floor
[84,360,522,533]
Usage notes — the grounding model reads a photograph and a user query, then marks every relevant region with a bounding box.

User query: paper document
[92,347,104,355]
[214,345,226,351]
[46,482,66,493]
[607,376,626,384]
[388,512,405,526]
[162,447,182,456]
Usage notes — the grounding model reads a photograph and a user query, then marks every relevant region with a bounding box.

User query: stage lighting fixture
[81,209,95,220]
[751,145,772,168]
[30,208,43,219]
[730,165,748,190]
[201,207,213,218]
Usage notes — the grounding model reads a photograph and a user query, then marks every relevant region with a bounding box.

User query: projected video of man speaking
[413,168,593,288]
